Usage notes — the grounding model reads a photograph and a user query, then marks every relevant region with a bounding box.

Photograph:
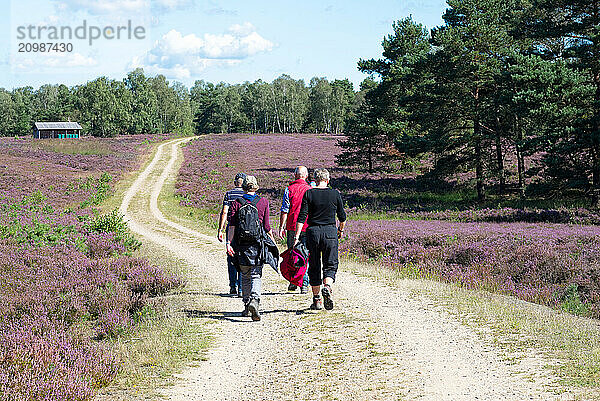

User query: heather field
[0,135,170,206]
[176,133,600,318]
[0,135,182,400]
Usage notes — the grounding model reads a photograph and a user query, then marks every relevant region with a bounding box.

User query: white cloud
[14,53,97,70]
[54,0,193,15]
[228,22,255,36]
[130,58,241,80]
[43,53,97,67]
[14,59,35,70]
[154,0,193,10]
[131,23,274,79]
[204,6,237,16]
[55,0,149,15]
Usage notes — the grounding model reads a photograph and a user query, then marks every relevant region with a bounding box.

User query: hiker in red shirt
[279,166,312,293]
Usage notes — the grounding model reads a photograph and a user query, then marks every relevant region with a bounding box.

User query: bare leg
[311,285,320,296]
[313,277,333,296]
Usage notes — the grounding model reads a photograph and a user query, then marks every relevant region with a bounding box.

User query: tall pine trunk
[494,113,505,194]
[474,87,485,201]
[515,116,526,199]
[590,3,600,207]
[474,119,485,201]
[592,70,600,207]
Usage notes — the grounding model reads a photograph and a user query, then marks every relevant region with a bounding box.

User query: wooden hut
[33,122,83,139]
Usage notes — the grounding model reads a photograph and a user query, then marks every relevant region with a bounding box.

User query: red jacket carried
[286,179,312,232]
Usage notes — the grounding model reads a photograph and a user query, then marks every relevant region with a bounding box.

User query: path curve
[119,137,570,400]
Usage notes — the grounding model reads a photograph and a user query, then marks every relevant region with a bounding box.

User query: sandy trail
[119,138,568,400]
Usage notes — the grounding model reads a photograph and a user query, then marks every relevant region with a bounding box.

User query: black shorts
[306,225,339,286]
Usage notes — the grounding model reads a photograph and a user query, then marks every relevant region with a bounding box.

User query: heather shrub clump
[177,134,600,225]
[87,208,141,254]
[0,135,170,207]
[0,135,182,400]
[341,220,600,317]
[0,323,119,401]
[0,202,181,399]
[394,207,600,225]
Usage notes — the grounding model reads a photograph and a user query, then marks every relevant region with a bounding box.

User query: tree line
[338,0,600,206]
[0,70,364,138]
[187,75,362,134]
[0,70,194,138]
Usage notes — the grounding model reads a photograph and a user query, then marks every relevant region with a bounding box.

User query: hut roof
[34,122,83,130]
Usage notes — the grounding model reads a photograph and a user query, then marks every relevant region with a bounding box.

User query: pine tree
[336,83,385,173]
[524,0,600,205]
[419,0,528,200]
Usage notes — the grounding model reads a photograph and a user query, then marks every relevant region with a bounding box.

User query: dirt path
[119,138,570,400]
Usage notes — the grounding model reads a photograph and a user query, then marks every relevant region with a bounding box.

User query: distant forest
[0,70,365,138]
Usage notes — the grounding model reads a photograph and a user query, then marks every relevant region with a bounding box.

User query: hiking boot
[288,283,298,291]
[322,285,334,310]
[229,286,237,295]
[248,298,261,321]
[241,304,249,317]
[310,295,323,310]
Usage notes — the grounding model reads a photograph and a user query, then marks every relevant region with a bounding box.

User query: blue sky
[0,0,448,90]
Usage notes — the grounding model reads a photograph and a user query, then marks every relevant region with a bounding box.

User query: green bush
[561,284,591,317]
[88,209,141,253]
[80,173,113,208]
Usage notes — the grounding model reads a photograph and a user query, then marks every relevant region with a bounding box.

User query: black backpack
[235,196,262,243]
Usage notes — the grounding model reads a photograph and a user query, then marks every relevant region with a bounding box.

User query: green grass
[561,285,592,318]
[156,139,219,237]
[158,190,218,237]
[349,191,596,223]
[349,185,593,217]
[35,139,113,156]
[476,192,592,210]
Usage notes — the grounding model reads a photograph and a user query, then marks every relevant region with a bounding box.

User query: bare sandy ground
[118,137,572,400]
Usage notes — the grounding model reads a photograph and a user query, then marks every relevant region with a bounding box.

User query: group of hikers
[217,167,347,321]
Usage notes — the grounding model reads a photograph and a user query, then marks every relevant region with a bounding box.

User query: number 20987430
[18,43,73,52]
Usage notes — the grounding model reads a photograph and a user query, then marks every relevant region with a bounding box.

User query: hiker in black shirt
[295,168,346,310]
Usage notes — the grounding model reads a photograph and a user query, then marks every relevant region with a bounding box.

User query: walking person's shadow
[213,291,289,298]
[183,308,306,323]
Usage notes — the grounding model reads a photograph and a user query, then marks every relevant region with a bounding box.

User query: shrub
[88,209,141,254]
[342,219,600,317]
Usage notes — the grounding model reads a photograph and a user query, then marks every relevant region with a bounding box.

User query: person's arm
[294,222,305,244]
[336,191,347,238]
[279,212,288,239]
[279,188,290,238]
[263,199,275,243]
[217,204,229,242]
[217,192,229,242]
[226,225,235,256]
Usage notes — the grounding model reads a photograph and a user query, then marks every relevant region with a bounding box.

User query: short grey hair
[294,166,308,179]
[314,168,330,182]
